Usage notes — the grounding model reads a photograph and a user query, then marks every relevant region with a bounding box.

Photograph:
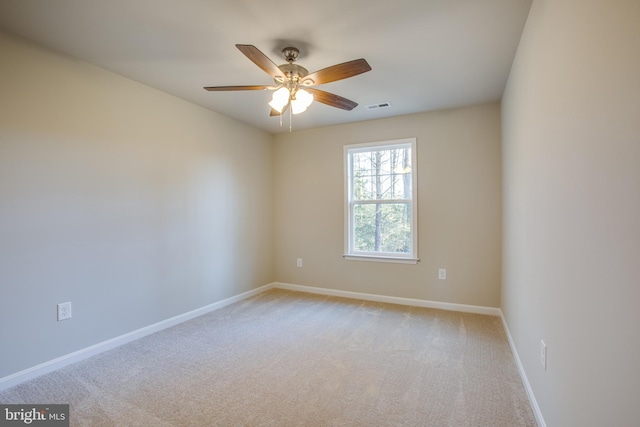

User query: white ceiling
[0,0,532,134]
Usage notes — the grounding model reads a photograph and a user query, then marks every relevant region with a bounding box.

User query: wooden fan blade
[301,59,371,86]
[306,88,358,111]
[270,103,290,116]
[236,44,284,81]
[204,85,274,91]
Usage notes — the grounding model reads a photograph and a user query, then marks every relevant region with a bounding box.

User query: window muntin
[345,138,418,263]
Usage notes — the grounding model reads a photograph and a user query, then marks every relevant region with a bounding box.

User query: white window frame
[343,138,418,264]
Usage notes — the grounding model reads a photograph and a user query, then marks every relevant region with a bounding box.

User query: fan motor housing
[276,63,309,82]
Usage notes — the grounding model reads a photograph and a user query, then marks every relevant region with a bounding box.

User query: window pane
[352,146,412,201]
[353,202,411,253]
[345,138,417,262]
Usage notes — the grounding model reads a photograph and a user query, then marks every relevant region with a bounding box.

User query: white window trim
[343,138,418,264]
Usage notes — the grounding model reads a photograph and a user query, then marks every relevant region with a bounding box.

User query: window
[344,138,418,263]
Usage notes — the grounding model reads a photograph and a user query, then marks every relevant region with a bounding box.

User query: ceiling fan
[204,44,372,117]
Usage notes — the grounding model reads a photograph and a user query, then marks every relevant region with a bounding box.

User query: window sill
[342,255,419,265]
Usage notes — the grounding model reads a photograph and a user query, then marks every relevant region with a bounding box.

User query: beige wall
[274,104,502,307]
[0,33,274,378]
[502,0,640,425]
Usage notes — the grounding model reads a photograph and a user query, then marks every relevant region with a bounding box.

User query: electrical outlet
[57,302,72,321]
[438,268,447,280]
[296,258,302,267]
[540,339,547,370]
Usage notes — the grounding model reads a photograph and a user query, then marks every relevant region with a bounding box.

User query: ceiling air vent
[365,102,392,111]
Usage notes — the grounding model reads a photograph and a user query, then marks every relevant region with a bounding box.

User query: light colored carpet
[0,289,536,426]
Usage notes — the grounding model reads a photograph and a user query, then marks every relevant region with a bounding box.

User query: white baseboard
[0,283,275,391]
[272,282,502,316]
[500,312,546,427]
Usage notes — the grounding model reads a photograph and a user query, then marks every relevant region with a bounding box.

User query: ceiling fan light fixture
[269,87,290,112]
[291,89,314,114]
